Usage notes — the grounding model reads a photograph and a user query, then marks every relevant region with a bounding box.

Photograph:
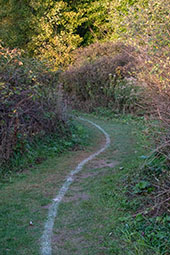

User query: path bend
[41,117,111,255]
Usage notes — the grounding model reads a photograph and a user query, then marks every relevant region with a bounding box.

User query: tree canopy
[0,0,169,69]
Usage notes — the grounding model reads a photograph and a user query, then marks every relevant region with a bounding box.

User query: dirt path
[50,117,138,255]
[41,118,111,255]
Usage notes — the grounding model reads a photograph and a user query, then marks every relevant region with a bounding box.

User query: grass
[0,113,169,254]
[51,114,157,255]
[0,117,103,255]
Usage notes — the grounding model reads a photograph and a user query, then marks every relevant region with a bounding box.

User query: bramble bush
[0,43,67,165]
[124,0,170,216]
[122,0,170,119]
[60,42,147,113]
[105,0,170,222]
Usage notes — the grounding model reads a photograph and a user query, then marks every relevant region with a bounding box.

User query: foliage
[0,0,169,252]
[27,0,83,68]
[0,0,34,48]
[1,0,169,80]
[113,0,170,229]
[108,0,170,122]
[121,214,170,255]
[0,119,89,181]
[61,42,146,112]
[113,116,170,255]
[113,78,145,114]
[0,44,67,166]
[0,0,111,68]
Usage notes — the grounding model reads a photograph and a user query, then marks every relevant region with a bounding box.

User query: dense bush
[71,42,135,67]
[61,42,146,112]
[122,0,170,119]
[0,44,66,164]
[120,0,170,207]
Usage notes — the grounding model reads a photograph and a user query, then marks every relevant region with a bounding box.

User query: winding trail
[40,117,111,255]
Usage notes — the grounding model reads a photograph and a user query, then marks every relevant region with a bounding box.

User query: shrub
[123,0,170,197]
[0,43,67,164]
[113,78,145,114]
[71,42,135,67]
[114,0,170,123]
[107,0,170,192]
[60,42,145,112]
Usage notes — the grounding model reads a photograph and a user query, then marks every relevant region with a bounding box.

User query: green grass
[51,115,155,255]
[0,114,169,255]
[0,117,103,255]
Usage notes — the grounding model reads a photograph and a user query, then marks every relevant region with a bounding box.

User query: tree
[0,0,110,67]
[1,0,158,68]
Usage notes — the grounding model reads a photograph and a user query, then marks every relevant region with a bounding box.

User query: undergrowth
[0,119,89,183]
[119,118,170,255]
[60,42,148,113]
[0,44,67,165]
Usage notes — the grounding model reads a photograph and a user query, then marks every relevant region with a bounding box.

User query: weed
[133,181,151,194]
[120,214,170,255]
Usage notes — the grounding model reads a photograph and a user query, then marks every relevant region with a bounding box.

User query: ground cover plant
[118,119,170,255]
